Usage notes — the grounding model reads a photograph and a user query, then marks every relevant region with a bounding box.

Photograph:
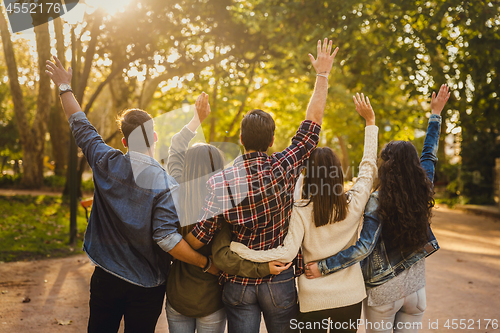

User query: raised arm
[347,93,378,205]
[212,222,291,278]
[421,84,449,182]
[304,194,382,279]
[46,56,112,169]
[168,92,211,182]
[305,39,339,125]
[46,56,79,119]
[273,40,337,176]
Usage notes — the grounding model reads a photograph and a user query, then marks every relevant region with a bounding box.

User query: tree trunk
[29,22,53,186]
[76,10,103,104]
[48,18,69,176]
[48,103,69,176]
[0,8,51,188]
[0,7,29,147]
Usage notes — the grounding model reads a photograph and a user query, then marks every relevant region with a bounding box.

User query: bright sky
[10,0,132,41]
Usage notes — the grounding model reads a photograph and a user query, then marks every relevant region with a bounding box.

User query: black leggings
[87,267,166,333]
[298,302,362,333]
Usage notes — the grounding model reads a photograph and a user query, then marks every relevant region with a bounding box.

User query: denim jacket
[69,112,182,288]
[317,114,442,287]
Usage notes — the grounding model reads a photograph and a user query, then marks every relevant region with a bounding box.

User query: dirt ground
[0,205,499,333]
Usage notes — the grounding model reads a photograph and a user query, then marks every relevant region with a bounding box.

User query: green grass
[0,195,88,262]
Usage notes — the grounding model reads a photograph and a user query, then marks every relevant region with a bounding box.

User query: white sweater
[231,125,378,313]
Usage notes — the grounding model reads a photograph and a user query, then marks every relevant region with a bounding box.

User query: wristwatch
[58,83,72,96]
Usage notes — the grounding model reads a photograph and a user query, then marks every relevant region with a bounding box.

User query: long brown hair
[178,143,224,237]
[301,147,348,227]
[377,141,435,251]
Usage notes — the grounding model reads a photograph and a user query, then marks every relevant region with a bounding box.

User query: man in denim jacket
[46,56,218,333]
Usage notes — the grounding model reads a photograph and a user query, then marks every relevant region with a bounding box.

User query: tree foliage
[0,0,499,203]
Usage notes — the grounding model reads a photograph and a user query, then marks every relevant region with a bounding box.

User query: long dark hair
[178,143,224,237]
[377,141,435,251]
[301,147,348,227]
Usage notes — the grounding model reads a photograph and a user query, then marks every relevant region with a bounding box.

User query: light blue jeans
[364,287,426,333]
[165,301,226,333]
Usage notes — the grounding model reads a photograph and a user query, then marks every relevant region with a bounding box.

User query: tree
[0,8,52,188]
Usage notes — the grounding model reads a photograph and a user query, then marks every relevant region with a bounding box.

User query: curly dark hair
[377,141,435,252]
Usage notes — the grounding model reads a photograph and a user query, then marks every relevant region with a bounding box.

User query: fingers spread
[331,47,339,59]
[317,40,321,56]
[353,96,359,106]
[53,55,63,68]
[46,60,56,70]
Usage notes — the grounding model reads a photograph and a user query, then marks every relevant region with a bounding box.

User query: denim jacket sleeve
[68,111,113,169]
[153,179,183,252]
[317,194,382,276]
[420,114,442,183]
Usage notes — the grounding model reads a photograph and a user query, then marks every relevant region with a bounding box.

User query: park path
[0,205,499,333]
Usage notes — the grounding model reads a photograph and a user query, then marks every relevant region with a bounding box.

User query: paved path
[0,205,499,332]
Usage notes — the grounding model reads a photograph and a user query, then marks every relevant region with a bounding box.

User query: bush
[0,174,22,188]
[43,175,66,189]
[81,179,95,193]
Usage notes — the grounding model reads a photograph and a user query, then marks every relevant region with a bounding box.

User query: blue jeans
[166,301,226,333]
[222,267,299,333]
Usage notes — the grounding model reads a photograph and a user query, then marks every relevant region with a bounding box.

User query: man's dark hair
[240,109,275,152]
[117,109,153,146]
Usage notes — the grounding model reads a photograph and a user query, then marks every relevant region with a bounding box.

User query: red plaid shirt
[191,120,321,285]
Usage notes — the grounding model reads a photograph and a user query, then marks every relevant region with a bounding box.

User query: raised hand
[187,92,211,131]
[269,261,293,275]
[431,84,451,115]
[304,262,321,279]
[353,93,375,126]
[195,92,211,122]
[308,38,339,76]
[45,56,72,87]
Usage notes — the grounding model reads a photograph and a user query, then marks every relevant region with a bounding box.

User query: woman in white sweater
[230,93,378,332]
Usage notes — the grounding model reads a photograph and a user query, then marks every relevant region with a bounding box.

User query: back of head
[377,141,435,251]
[117,109,154,151]
[302,147,348,227]
[240,109,275,152]
[179,143,225,235]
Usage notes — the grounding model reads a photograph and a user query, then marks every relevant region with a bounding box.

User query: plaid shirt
[191,120,321,285]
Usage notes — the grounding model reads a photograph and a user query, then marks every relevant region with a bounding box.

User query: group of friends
[45,38,450,333]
